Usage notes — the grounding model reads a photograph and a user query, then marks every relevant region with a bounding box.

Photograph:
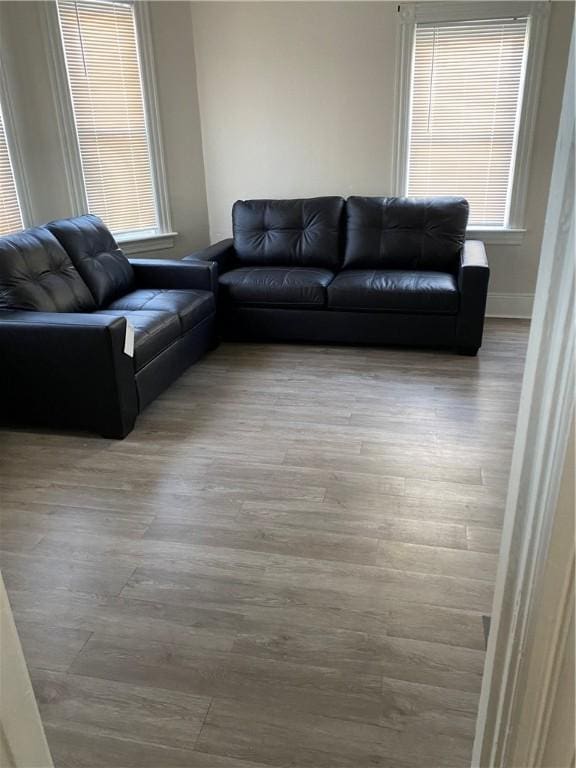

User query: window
[396,3,550,238]
[56,0,161,237]
[0,100,23,236]
[408,18,528,227]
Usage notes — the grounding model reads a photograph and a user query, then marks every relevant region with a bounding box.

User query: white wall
[191,1,574,316]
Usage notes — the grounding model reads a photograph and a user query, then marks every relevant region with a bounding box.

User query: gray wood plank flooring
[0,319,529,767]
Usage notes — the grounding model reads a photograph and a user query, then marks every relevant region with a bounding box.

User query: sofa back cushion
[233,197,344,269]
[344,196,469,272]
[46,214,134,307]
[0,227,96,312]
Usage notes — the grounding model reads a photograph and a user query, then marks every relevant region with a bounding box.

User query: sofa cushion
[327,270,459,314]
[219,267,334,309]
[45,214,134,307]
[96,310,181,370]
[105,289,215,333]
[233,197,344,269]
[344,197,469,272]
[0,227,95,312]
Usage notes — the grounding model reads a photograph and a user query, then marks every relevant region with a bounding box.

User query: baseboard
[486,292,534,319]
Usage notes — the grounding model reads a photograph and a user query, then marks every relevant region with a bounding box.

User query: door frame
[0,574,54,768]
[471,26,575,768]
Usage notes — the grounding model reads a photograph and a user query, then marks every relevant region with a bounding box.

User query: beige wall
[486,1,574,303]
[191,1,574,311]
[192,1,398,241]
[0,1,572,309]
[0,0,209,258]
[147,1,209,256]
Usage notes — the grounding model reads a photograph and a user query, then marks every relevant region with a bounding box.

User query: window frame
[42,0,175,253]
[0,54,32,231]
[393,1,550,244]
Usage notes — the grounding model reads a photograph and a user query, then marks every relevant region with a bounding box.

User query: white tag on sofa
[124,320,135,357]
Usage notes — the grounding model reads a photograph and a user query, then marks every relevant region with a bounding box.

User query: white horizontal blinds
[0,103,23,236]
[58,0,157,234]
[407,18,528,227]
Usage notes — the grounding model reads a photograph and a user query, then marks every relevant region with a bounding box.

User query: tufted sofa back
[0,227,96,312]
[46,214,134,307]
[344,196,469,273]
[231,196,468,274]
[232,197,344,269]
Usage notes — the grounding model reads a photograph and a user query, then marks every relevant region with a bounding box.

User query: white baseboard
[486,292,534,319]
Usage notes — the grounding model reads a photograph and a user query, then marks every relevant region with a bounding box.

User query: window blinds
[407,18,529,227]
[58,0,157,235]
[0,103,23,236]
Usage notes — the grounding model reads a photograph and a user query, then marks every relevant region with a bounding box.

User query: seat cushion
[327,270,459,314]
[45,214,134,307]
[0,227,95,312]
[97,310,181,370]
[105,289,215,332]
[219,267,334,308]
[344,196,469,272]
[232,197,344,269]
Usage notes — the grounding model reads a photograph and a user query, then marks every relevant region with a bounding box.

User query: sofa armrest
[128,259,217,293]
[456,240,490,354]
[0,311,138,437]
[460,240,489,269]
[183,238,237,275]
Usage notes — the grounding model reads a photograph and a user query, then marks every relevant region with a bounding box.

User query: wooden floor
[0,319,529,768]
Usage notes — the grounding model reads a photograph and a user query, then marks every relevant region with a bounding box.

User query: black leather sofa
[187,196,489,354]
[0,215,216,438]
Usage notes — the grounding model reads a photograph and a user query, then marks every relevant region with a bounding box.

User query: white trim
[393,2,550,231]
[0,575,54,767]
[507,4,550,229]
[41,0,87,216]
[41,0,172,235]
[485,292,534,319]
[117,231,177,256]
[133,1,172,236]
[523,551,575,767]
[410,2,544,24]
[468,227,526,245]
[472,25,574,767]
[392,4,415,195]
[0,57,33,227]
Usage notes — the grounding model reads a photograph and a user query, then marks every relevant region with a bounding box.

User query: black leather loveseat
[187,196,489,355]
[0,215,216,438]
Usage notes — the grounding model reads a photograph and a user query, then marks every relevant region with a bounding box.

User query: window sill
[116,231,178,255]
[115,228,523,252]
[467,228,526,246]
